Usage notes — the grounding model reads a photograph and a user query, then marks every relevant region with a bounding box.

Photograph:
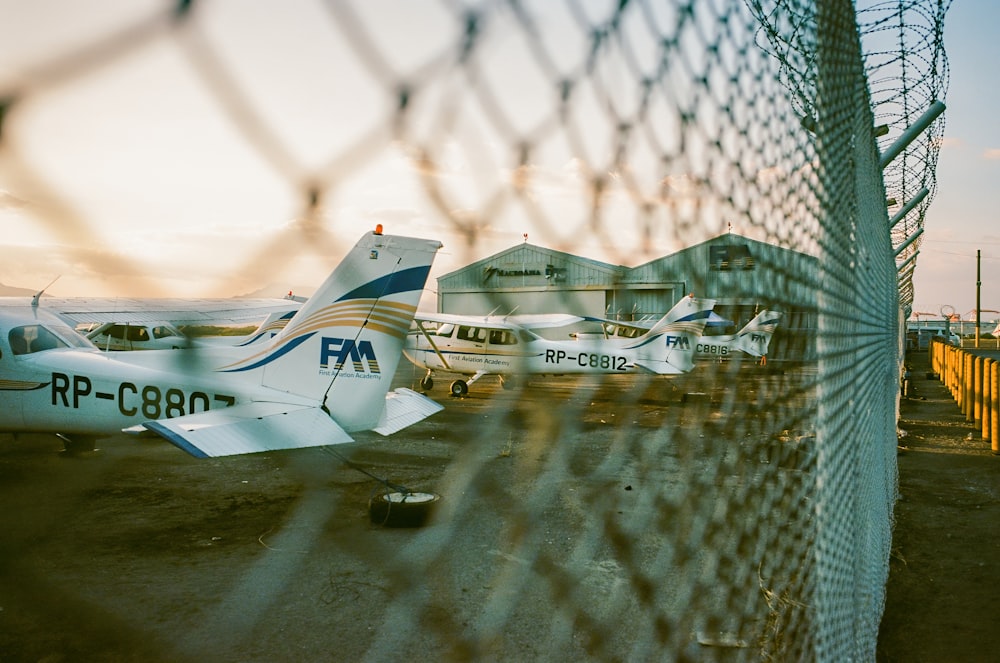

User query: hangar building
[434,232,817,360]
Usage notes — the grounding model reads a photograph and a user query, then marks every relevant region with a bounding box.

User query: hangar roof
[438,243,625,290]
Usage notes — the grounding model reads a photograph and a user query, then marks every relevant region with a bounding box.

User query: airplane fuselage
[2,347,312,437]
[1,230,444,456]
[403,333,691,376]
[694,334,761,358]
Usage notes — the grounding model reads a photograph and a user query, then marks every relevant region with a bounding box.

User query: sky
[0,0,996,320]
[909,0,1000,321]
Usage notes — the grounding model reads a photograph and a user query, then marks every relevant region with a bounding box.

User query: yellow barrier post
[962,352,976,421]
[992,361,1000,455]
[983,358,993,443]
[947,346,956,399]
[954,347,963,402]
[949,346,955,398]
[974,356,984,425]
[945,344,951,386]
[962,352,973,419]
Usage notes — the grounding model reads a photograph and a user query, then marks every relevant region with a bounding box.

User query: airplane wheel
[57,434,96,455]
[420,375,434,390]
[450,380,468,397]
[368,490,440,528]
[500,375,517,390]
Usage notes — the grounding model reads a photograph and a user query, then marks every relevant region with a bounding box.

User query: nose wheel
[56,434,97,455]
[420,373,434,390]
[499,374,518,390]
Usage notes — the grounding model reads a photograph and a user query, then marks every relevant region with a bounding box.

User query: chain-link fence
[1,0,949,660]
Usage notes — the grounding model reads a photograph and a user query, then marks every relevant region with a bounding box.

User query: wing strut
[415,319,451,370]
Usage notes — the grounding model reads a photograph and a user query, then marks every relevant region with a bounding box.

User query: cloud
[0,189,29,209]
[983,148,1000,160]
[934,136,963,150]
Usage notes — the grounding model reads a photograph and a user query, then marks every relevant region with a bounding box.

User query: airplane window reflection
[457,326,487,343]
[8,325,70,355]
[489,330,517,345]
[434,324,455,338]
[153,325,179,339]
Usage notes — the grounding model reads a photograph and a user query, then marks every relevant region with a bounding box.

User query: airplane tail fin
[734,310,782,357]
[630,296,716,374]
[232,309,298,346]
[214,230,442,432]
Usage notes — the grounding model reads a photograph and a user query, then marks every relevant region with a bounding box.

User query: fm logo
[664,335,691,349]
[321,338,380,373]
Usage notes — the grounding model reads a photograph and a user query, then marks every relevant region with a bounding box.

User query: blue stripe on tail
[336,265,431,302]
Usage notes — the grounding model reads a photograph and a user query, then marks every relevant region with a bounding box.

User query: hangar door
[606,288,680,321]
[441,289,606,316]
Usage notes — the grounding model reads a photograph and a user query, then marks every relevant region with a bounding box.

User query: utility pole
[976,249,981,348]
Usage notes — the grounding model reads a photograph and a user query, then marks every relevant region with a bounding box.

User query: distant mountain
[236,284,315,300]
[0,282,36,296]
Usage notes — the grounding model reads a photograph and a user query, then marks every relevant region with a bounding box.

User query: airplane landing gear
[449,380,469,397]
[420,373,434,391]
[56,433,97,455]
[499,375,518,390]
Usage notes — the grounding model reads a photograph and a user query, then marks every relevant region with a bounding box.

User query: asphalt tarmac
[1,360,814,662]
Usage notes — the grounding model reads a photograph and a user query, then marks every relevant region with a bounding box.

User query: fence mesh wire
[0,0,950,660]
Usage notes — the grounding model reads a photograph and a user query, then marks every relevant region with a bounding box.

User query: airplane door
[454,325,487,360]
[485,329,519,375]
[486,329,518,350]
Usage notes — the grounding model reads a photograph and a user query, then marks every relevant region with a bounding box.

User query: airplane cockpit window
[433,324,455,338]
[127,326,150,342]
[604,323,642,339]
[152,325,178,339]
[457,326,487,343]
[8,324,70,355]
[488,330,518,345]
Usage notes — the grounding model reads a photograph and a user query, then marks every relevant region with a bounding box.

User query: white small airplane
[0,229,444,456]
[84,321,191,351]
[1,286,308,352]
[403,295,717,396]
[593,309,783,359]
[2,292,306,328]
[75,312,301,352]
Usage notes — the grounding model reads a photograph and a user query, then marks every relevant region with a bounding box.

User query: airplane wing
[131,401,353,458]
[373,388,444,436]
[588,310,732,332]
[5,296,303,326]
[129,388,443,457]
